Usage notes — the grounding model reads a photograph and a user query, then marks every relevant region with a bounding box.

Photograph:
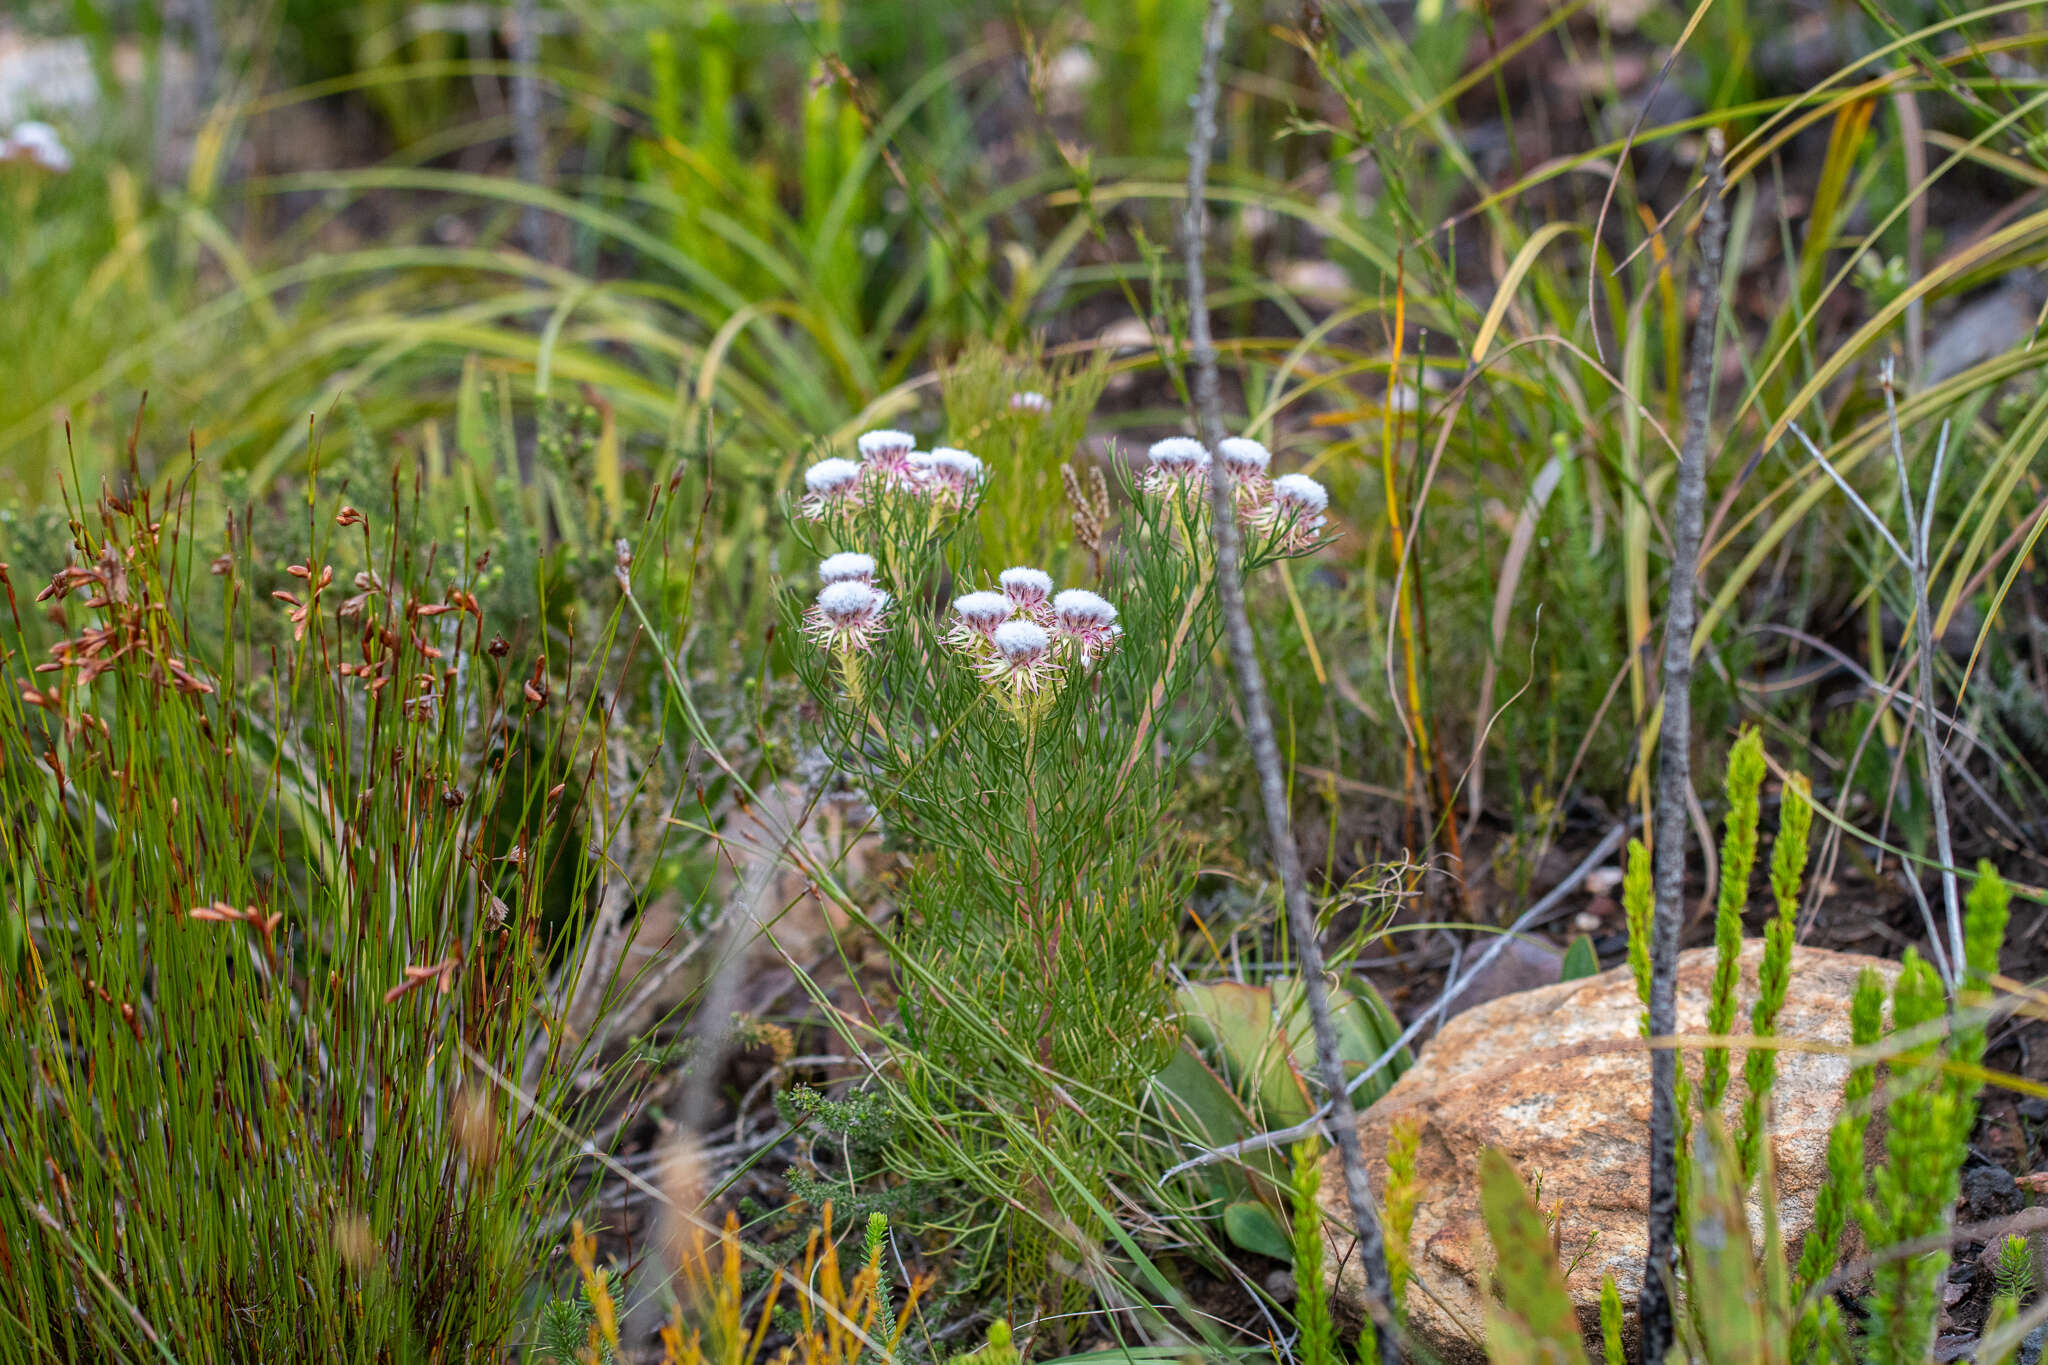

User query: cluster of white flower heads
[1009,390,1051,416]
[1142,435,1329,550]
[946,565,1121,697]
[798,428,986,518]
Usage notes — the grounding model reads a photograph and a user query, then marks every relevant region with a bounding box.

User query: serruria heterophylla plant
[781,413,1335,1301]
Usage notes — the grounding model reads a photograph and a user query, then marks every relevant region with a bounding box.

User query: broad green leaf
[1222,1201,1294,1264]
[1560,935,1600,982]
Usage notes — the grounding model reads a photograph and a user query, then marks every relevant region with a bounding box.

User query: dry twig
[1641,128,1729,1362]
[1180,1,1397,1357]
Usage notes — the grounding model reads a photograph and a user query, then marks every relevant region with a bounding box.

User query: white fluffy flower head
[857,429,916,460]
[1147,437,1211,477]
[1218,437,1271,478]
[803,581,890,652]
[800,458,864,518]
[998,566,1054,617]
[1053,588,1116,628]
[1261,473,1331,551]
[947,590,1013,649]
[1144,436,1211,494]
[1053,589,1121,666]
[980,619,1061,696]
[1272,473,1329,514]
[1009,390,1051,415]
[919,447,984,504]
[856,429,918,481]
[804,458,860,495]
[992,620,1049,662]
[952,590,1012,630]
[818,552,875,585]
[928,447,981,482]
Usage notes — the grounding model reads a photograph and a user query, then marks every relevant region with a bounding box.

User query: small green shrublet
[779,414,1339,1306]
[1992,1232,2037,1306]
[1702,728,1766,1114]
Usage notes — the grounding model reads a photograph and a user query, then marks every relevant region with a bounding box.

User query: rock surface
[1441,936,1564,1021]
[1321,943,1899,1363]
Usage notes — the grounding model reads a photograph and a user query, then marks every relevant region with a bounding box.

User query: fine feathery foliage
[1790,966,1887,1358]
[1384,1115,1422,1326]
[1738,768,1813,1186]
[1288,1140,1339,1365]
[1701,727,1767,1115]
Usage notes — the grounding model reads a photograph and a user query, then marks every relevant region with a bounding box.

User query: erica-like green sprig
[1702,727,1767,1115]
[1737,769,1813,1186]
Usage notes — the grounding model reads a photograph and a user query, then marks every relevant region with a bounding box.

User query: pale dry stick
[1180,0,1396,1355]
[1883,368,1967,981]
[1746,623,2012,834]
[1158,821,1629,1183]
[511,0,547,261]
[187,0,221,107]
[1586,0,1718,363]
[1785,424,1912,569]
[591,775,830,1061]
[1641,127,1728,1365]
[559,730,640,1045]
[1786,399,1967,986]
[1892,91,1929,379]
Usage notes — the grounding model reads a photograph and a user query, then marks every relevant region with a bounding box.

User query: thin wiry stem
[1180,2,1397,1358]
[1641,128,1729,1364]
[1883,366,1965,982]
[1787,423,1912,572]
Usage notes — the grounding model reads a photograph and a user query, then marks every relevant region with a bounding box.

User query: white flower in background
[998,566,1054,620]
[1009,390,1051,416]
[1217,437,1270,481]
[1143,436,1211,493]
[946,590,1013,650]
[1272,473,1328,516]
[856,428,918,486]
[979,619,1060,696]
[803,581,891,653]
[1265,472,1331,551]
[1052,588,1121,666]
[1218,435,1273,516]
[3,122,72,173]
[799,458,863,519]
[920,447,984,506]
[818,552,876,586]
